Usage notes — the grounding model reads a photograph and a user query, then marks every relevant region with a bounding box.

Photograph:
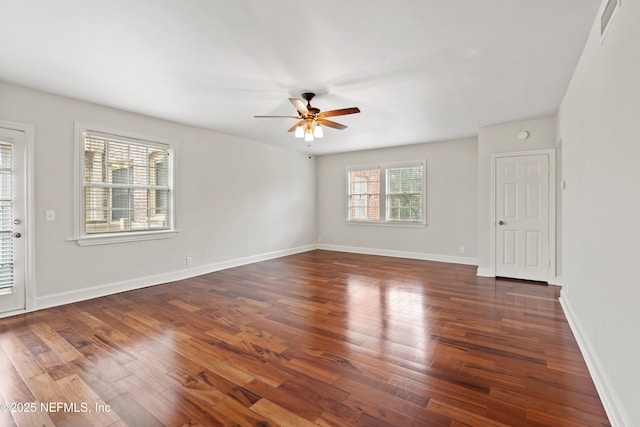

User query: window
[386,166,423,222]
[347,168,380,221]
[347,161,425,225]
[76,124,175,245]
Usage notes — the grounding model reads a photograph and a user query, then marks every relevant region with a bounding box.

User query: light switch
[45,210,56,222]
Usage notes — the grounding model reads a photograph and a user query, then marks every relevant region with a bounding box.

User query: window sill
[70,230,178,246]
[346,220,427,228]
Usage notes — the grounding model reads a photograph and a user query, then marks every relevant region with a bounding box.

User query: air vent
[600,0,620,38]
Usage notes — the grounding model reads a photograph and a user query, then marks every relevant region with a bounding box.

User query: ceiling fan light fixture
[304,127,314,142]
[294,125,304,138]
[313,124,323,138]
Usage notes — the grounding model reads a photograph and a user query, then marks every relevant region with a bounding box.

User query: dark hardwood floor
[0,250,610,426]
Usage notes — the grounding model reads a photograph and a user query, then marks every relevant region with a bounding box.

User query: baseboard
[559,290,630,427]
[35,244,317,311]
[317,243,478,266]
[476,267,494,277]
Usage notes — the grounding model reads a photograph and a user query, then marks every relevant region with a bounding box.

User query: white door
[495,154,550,282]
[0,128,26,314]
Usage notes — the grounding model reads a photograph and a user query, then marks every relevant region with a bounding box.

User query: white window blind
[347,161,425,225]
[0,143,13,290]
[82,130,172,236]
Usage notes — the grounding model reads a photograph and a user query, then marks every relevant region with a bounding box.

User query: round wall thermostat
[517,130,530,140]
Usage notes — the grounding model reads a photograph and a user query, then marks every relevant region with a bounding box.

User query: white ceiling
[0,0,601,155]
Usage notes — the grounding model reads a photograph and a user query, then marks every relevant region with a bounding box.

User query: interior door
[0,128,26,314]
[495,154,550,282]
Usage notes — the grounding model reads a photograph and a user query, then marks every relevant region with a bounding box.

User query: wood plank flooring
[0,250,610,426]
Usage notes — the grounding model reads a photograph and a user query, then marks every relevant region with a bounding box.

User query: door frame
[0,120,35,316]
[490,149,556,284]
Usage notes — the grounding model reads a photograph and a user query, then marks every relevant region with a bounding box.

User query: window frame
[74,123,177,246]
[346,160,426,227]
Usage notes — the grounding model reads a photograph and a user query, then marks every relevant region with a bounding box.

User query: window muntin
[81,129,173,237]
[347,161,425,225]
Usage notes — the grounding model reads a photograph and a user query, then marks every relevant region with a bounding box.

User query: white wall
[476,117,557,276]
[557,0,640,424]
[0,82,316,306]
[316,138,478,263]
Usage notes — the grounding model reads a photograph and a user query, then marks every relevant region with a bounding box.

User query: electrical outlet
[459,247,465,254]
[186,257,193,266]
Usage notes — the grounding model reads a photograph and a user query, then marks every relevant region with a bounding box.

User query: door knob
[13,232,21,238]
[498,220,505,225]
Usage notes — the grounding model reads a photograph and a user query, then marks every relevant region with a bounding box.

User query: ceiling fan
[254,92,360,141]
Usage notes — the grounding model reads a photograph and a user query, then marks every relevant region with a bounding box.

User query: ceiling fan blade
[317,119,347,130]
[317,107,360,118]
[289,98,309,115]
[254,115,300,118]
[287,121,305,132]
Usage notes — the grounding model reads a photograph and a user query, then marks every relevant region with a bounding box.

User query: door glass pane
[0,143,13,288]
